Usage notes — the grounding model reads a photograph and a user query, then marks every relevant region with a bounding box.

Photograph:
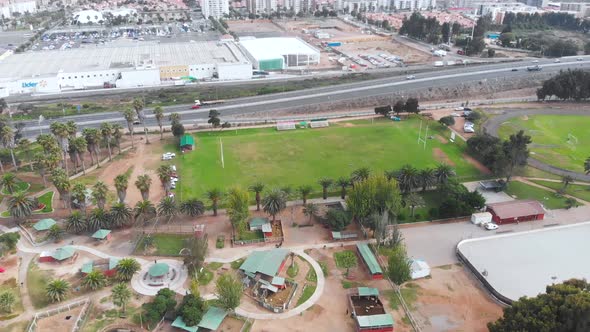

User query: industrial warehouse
[0,37,320,96]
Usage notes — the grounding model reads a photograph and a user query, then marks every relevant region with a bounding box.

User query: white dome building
[73,10,104,24]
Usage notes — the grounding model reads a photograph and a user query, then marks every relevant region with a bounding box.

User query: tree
[499,32,514,47]
[441,22,450,43]
[488,48,495,58]
[153,106,165,140]
[65,211,86,234]
[0,99,6,112]
[302,203,319,224]
[132,98,149,144]
[143,288,177,327]
[134,200,156,225]
[226,187,250,232]
[351,167,370,185]
[83,269,107,290]
[405,193,425,217]
[262,188,287,221]
[397,164,420,193]
[179,199,205,217]
[112,283,132,314]
[434,163,456,184]
[47,224,64,242]
[206,188,223,216]
[8,192,35,223]
[565,197,578,209]
[374,105,392,118]
[178,293,208,326]
[158,196,178,222]
[110,202,132,228]
[338,251,357,276]
[346,175,402,230]
[215,273,242,312]
[0,173,17,194]
[114,173,130,203]
[71,182,87,213]
[100,122,113,162]
[135,174,152,201]
[438,116,455,126]
[46,279,70,303]
[116,258,141,282]
[17,138,33,172]
[82,128,101,166]
[171,121,185,139]
[88,207,109,231]
[249,182,265,211]
[336,177,350,199]
[50,122,70,174]
[325,208,350,231]
[112,124,123,154]
[157,164,173,194]
[182,235,208,276]
[70,136,88,174]
[387,244,412,284]
[92,181,108,209]
[297,185,313,204]
[208,109,221,128]
[404,98,420,114]
[488,279,590,332]
[562,175,573,190]
[586,157,590,174]
[393,100,405,116]
[51,168,71,210]
[318,177,333,200]
[122,109,136,148]
[0,126,17,171]
[502,130,532,182]
[419,168,436,192]
[0,291,16,313]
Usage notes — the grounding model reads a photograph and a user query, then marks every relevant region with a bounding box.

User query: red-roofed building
[486,200,545,225]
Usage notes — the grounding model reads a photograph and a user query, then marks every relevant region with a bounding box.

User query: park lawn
[334,250,358,269]
[27,262,52,309]
[504,181,568,210]
[135,233,191,256]
[237,229,263,241]
[0,278,23,320]
[400,190,444,223]
[35,191,54,213]
[498,115,590,173]
[296,284,316,306]
[530,180,590,202]
[1,181,30,195]
[384,283,420,310]
[173,118,482,199]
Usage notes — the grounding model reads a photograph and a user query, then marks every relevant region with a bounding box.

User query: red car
[0,267,5,273]
[191,104,200,109]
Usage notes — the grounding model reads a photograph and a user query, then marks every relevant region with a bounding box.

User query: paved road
[483,108,590,181]
[20,57,590,139]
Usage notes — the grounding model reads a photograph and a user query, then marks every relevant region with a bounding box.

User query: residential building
[246,0,277,14]
[393,0,435,10]
[0,0,37,19]
[201,0,229,18]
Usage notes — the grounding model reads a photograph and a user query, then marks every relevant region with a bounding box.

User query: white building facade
[246,0,277,14]
[392,0,435,10]
[201,0,229,19]
[0,0,37,19]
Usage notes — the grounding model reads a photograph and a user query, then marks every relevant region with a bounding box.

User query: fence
[231,236,283,246]
[27,298,91,332]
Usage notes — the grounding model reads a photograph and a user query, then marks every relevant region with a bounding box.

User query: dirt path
[463,154,492,175]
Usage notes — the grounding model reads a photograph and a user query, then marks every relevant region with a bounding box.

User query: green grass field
[530,180,590,202]
[135,234,191,256]
[504,181,568,209]
[27,262,52,309]
[498,115,590,173]
[296,284,316,306]
[174,118,482,199]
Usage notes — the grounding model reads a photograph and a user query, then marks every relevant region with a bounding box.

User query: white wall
[7,76,60,94]
[59,69,120,89]
[188,64,217,79]
[217,63,252,80]
[116,69,160,88]
[0,0,37,18]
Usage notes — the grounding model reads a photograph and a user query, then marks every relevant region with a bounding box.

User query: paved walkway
[483,108,590,181]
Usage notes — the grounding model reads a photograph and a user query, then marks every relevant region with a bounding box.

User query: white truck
[471,212,492,225]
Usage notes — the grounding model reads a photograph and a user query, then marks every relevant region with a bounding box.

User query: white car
[577,57,583,61]
[450,112,461,117]
[406,75,415,80]
[484,223,499,230]
[161,155,172,161]
[554,58,561,63]
[454,107,464,111]
[532,60,539,63]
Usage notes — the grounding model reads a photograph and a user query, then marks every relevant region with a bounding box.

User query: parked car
[484,222,499,230]
[406,75,415,80]
[511,68,518,71]
[554,58,561,63]
[577,57,583,61]
[454,107,464,111]
[464,122,475,133]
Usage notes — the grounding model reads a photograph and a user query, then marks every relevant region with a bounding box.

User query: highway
[20,56,590,138]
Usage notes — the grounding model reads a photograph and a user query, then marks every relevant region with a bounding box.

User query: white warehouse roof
[239,37,319,61]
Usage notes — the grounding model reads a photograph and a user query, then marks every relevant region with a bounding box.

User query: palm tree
[179,199,205,217]
[206,188,223,216]
[154,106,165,140]
[135,174,152,201]
[17,138,34,171]
[47,224,64,242]
[169,112,181,123]
[100,122,113,162]
[336,177,349,199]
[0,126,17,171]
[114,173,129,203]
[46,279,70,303]
[115,258,141,282]
[405,193,425,218]
[434,163,456,185]
[0,173,17,194]
[132,98,149,144]
[110,202,132,228]
[419,168,436,192]
[82,128,101,166]
[249,182,265,211]
[350,167,370,185]
[8,192,35,223]
[70,136,88,175]
[262,188,287,221]
[156,165,173,194]
[88,207,109,232]
[112,283,132,314]
[92,181,108,209]
[302,203,319,225]
[318,177,333,200]
[122,109,136,148]
[397,164,420,193]
[71,182,87,214]
[65,120,77,139]
[50,122,70,174]
[158,196,178,222]
[65,211,86,234]
[562,175,573,190]
[112,124,123,154]
[134,200,156,225]
[82,269,106,290]
[51,168,71,210]
[297,185,313,204]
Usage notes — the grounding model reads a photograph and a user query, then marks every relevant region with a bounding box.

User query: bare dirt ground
[35,305,83,332]
[433,148,455,166]
[463,154,492,175]
[410,264,503,332]
[0,255,18,284]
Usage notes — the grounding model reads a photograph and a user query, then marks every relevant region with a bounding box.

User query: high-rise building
[201,0,229,18]
[246,0,278,14]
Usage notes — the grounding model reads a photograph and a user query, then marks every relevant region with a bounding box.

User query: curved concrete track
[483,108,590,181]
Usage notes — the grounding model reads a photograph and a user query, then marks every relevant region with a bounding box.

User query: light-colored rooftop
[457,222,590,302]
[0,41,250,79]
[240,37,319,61]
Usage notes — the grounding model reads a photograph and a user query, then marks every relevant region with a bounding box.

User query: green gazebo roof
[109,258,120,270]
[358,287,379,297]
[171,307,227,332]
[81,261,94,274]
[52,246,75,260]
[148,262,169,277]
[180,134,195,147]
[249,217,269,228]
[92,229,111,240]
[239,249,289,277]
[33,218,56,231]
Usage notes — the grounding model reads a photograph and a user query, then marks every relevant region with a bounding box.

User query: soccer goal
[567,133,578,145]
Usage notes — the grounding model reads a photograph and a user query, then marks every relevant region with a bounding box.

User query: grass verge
[27,262,52,309]
[529,180,590,202]
[504,180,568,209]
[134,233,191,256]
[296,285,316,306]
